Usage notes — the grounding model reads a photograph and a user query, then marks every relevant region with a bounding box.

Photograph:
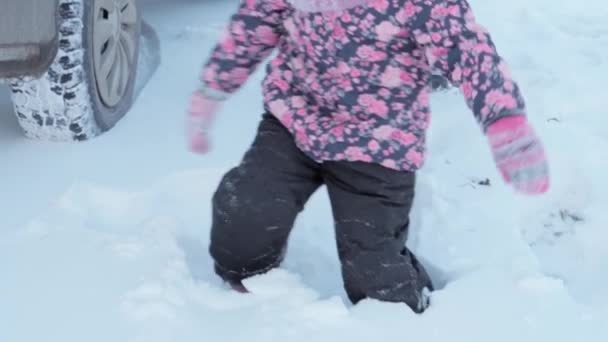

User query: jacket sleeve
[409,0,527,131]
[199,0,287,99]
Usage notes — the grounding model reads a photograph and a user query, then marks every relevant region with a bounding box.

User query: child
[186,0,550,313]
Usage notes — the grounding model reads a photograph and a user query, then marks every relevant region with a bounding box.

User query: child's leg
[210,113,323,285]
[323,161,434,313]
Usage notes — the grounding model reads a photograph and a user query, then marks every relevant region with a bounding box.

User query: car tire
[9,0,141,141]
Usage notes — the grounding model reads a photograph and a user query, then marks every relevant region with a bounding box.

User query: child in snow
[186,0,550,313]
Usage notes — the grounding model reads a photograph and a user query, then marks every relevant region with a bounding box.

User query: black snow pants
[209,113,434,313]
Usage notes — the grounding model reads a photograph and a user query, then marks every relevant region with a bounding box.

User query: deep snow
[1,0,607,341]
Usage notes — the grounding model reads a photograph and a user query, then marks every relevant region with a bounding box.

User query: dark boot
[228,279,249,293]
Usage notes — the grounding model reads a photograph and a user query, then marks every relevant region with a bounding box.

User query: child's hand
[186,90,220,154]
[486,116,550,195]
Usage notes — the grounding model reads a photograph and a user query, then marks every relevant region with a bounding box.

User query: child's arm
[186,0,287,154]
[410,0,525,131]
[410,0,549,194]
[199,0,287,99]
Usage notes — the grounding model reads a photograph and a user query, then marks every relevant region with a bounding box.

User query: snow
[1,0,607,341]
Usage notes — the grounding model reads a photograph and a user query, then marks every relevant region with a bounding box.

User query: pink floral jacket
[200,0,526,171]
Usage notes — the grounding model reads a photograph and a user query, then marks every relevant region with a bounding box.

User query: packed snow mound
[2,165,607,342]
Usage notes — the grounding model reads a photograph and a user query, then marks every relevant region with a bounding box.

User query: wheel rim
[93,0,138,108]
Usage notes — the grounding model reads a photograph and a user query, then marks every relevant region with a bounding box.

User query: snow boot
[228,280,249,293]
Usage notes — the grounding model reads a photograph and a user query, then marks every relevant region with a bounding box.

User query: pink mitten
[486,115,550,195]
[187,90,221,154]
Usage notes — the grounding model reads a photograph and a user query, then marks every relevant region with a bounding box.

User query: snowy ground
[1,0,607,341]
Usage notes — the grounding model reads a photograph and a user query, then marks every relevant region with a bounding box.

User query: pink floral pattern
[201,0,526,171]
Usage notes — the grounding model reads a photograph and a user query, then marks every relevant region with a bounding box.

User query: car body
[0,0,58,79]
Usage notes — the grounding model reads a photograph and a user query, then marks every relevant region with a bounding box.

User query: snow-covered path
[1,1,607,341]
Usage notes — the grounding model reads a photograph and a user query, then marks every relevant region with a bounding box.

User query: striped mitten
[187,90,221,154]
[486,116,550,194]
